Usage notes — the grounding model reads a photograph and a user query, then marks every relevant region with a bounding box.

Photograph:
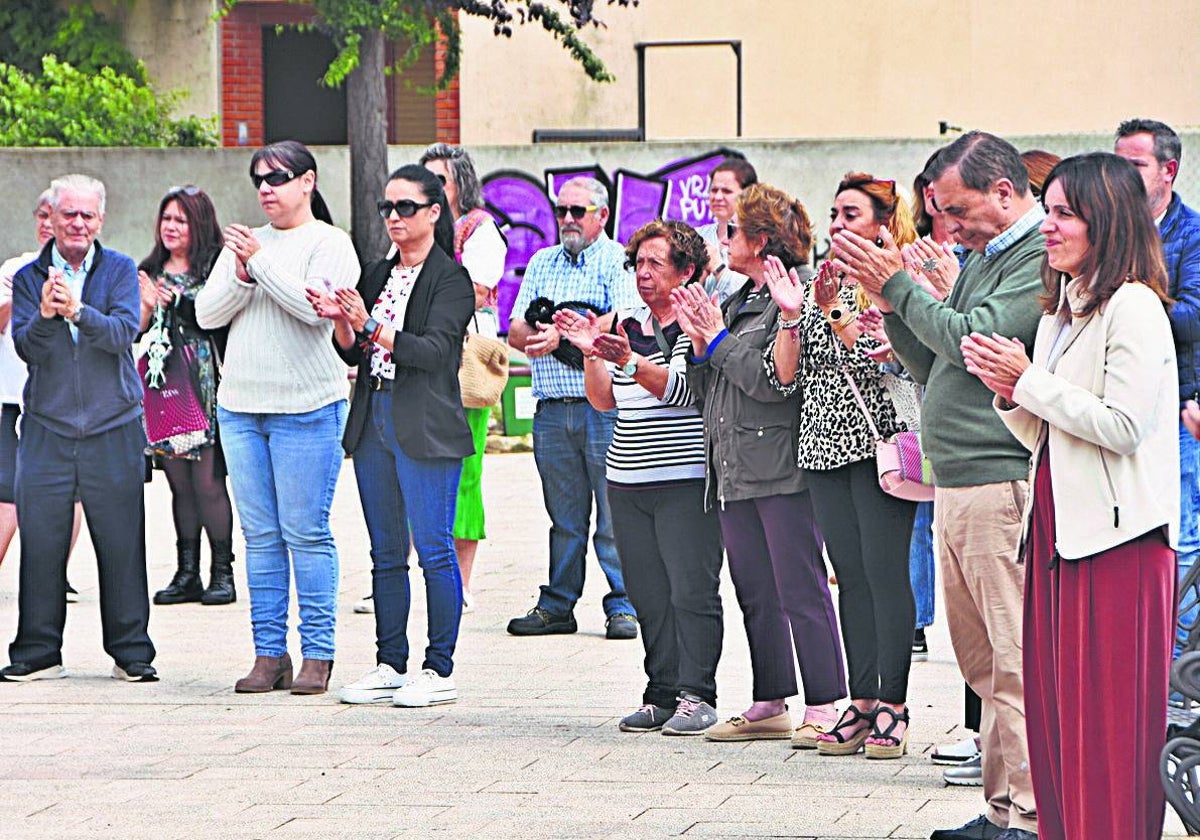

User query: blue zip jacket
[1161,192,1200,403]
[12,240,144,438]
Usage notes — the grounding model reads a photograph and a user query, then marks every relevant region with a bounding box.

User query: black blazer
[337,245,475,460]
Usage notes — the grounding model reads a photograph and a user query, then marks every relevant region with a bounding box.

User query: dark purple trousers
[718,491,847,704]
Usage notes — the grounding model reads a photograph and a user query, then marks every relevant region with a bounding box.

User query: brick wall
[221,3,460,148]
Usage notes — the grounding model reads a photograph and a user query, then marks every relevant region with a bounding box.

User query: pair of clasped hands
[304,283,370,333]
[39,268,80,320]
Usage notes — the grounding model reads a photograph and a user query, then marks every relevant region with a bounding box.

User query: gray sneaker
[662,693,718,736]
[619,703,674,732]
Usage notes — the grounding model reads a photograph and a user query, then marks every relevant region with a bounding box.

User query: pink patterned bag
[138,345,209,446]
[843,372,935,502]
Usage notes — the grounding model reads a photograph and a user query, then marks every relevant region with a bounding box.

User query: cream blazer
[996,277,1179,560]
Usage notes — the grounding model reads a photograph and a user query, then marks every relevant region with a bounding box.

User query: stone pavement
[0,452,1189,840]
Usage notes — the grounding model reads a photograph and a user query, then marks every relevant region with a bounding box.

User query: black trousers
[608,481,724,708]
[9,417,154,669]
[805,459,916,704]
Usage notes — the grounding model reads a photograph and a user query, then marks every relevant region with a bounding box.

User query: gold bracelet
[829,313,855,333]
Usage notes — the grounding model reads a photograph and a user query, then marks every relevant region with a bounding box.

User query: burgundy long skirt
[1023,451,1176,840]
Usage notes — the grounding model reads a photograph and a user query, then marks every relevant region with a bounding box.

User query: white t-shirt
[0,251,37,405]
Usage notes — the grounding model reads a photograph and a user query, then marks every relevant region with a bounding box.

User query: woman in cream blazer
[961,152,1177,840]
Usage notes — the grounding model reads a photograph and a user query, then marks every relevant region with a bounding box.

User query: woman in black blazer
[307,164,474,708]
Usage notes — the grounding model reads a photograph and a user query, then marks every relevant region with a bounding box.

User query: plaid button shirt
[984,203,1045,260]
[511,235,638,400]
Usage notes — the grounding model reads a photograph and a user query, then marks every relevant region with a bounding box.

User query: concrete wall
[92,0,222,119]
[3,132,1197,262]
[459,0,1200,144]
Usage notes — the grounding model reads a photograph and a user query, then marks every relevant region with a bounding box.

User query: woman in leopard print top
[767,173,919,759]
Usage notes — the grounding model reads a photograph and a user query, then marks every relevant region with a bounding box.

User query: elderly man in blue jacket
[0,174,157,683]
[1116,119,1200,663]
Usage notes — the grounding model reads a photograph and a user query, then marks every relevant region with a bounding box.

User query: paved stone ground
[0,452,1189,839]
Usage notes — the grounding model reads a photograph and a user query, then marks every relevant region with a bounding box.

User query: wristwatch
[357,317,380,343]
[620,356,639,377]
[65,302,83,324]
[826,306,847,323]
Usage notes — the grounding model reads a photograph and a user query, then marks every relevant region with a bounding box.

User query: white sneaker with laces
[391,668,457,707]
[353,594,375,614]
[339,663,407,704]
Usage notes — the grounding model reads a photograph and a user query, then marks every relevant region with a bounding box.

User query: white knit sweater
[195,220,360,414]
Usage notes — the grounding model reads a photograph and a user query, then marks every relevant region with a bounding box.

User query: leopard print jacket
[765,285,907,471]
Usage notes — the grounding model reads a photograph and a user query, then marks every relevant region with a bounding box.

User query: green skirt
[453,406,490,540]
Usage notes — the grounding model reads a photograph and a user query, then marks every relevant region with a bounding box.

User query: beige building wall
[458,0,1200,144]
[92,0,222,118]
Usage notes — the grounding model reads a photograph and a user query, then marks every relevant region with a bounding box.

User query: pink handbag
[138,345,209,446]
[843,371,935,502]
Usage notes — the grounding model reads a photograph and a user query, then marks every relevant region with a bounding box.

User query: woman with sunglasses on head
[673,184,847,746]
[195,141,359,696]
[309,164,474,708]
[766,173,919,759]
[137,185,236,607]
[419,143,507,614]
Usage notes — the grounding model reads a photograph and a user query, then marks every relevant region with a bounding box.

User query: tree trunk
[346,28,389,263]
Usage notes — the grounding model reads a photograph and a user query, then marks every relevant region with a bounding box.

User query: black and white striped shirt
[606,307,706,488]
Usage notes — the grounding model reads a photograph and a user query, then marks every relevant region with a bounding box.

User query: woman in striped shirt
[554,221,724,735]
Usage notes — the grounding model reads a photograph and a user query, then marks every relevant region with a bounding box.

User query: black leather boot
[201,539,237,605]
[153,539,203,605]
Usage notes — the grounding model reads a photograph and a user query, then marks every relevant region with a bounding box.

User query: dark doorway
[262,28,347,145]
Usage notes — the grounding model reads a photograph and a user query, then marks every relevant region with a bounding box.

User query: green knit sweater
[882,227,1046,488]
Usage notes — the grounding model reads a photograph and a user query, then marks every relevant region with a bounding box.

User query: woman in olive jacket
[675,183,847,744]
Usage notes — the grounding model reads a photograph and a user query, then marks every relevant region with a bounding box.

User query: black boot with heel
[153,539,203,605]
[201,538,237,605]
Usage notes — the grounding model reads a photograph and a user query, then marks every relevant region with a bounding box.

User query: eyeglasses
[553,204,597,221]
[377,199,434,219]
[251,169,303,189]
[167,185,201,197]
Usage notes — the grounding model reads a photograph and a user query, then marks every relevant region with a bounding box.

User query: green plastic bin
[501,359,534,436]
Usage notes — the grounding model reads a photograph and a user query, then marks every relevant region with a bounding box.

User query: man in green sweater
[833,131,1044,840]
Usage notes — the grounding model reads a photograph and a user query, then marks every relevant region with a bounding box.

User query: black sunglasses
[553,204,597,221]
[377,199,434,219]
[251,169,303,189]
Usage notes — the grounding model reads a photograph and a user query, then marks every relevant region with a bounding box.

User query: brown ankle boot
[234,653,293,693]
[290,658,333,695]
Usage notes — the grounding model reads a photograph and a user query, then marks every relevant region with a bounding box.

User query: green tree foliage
[0,56,218,147]
[0,0,146,81]
[223,0,638,88]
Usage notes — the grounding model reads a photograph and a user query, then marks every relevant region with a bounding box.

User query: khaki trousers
[935,481,1037,834]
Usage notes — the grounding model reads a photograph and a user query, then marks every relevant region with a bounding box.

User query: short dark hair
[624,220,709,284]
[1115,118,1182,167]
[712,157,758,189]
[922,130,1030,197]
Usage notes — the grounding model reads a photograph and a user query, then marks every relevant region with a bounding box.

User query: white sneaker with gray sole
[392,668,457,707]
[339,663,407,704]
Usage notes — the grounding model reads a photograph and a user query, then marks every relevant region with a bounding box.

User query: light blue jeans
[1177,420,1200,659]
[532,399,633,618]
[909,500,936,629]
[218,402,348,661]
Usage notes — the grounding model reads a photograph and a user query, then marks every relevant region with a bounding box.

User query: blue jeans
[218,402,347,661]
[909,500,936,629]
[1177,419,1200,658]
[352,391,463,677]
[532,399,633,618]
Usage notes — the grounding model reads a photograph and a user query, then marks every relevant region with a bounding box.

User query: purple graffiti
[482,148,742,327]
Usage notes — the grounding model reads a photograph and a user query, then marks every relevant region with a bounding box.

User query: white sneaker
[931,734,981,765]
[353,594,374,614]
[391,668,457,707]
[462,590,475,614]
[338,663,407,704]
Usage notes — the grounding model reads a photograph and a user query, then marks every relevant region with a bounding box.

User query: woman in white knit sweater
[196,141,359,696]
